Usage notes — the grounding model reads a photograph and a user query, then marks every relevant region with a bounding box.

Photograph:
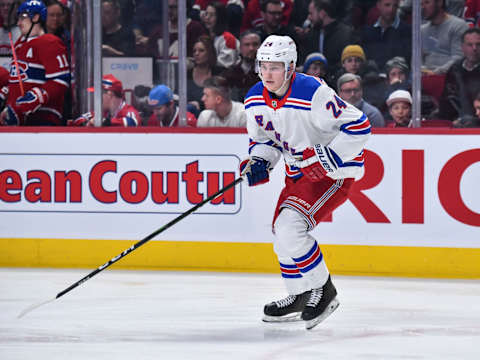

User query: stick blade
[17,297,56,319]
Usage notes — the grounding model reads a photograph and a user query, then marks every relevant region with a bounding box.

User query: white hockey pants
[273,208,330,295]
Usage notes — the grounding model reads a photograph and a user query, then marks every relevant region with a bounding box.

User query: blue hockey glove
[240,156,271,186]
[15,87,49,116]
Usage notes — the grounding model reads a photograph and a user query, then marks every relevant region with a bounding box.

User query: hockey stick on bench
[18,176,244,319]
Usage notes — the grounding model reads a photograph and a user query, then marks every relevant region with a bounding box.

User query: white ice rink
[1,268,480,360]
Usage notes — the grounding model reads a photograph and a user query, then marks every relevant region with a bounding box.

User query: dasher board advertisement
[0,130,478,248]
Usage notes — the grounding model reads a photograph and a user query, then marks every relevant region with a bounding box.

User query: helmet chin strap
[24,16,42,41]
[273,71,294,97]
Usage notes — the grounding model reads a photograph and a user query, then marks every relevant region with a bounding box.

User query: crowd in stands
[0,0,479,128]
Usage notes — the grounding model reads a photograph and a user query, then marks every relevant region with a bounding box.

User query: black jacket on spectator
[255,23,299,45]
[439,59,480,120]
[103,25,136,57]
[302,20,358,74]
[221,61,260,102]
[360,20,412,71]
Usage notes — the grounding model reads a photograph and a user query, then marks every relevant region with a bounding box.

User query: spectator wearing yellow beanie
[341,45,366,75]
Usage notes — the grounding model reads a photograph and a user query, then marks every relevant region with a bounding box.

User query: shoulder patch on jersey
[26,48,33,58]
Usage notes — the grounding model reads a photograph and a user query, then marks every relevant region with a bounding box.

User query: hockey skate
[263,291,311,322]
[301,276,340,330]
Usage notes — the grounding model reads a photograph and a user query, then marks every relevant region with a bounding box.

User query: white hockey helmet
[255,35,297,76]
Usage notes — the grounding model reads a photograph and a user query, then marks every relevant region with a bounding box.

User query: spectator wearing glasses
[254,0,298,43]
[197,75,246,127]
[337,73,385,127]
[241,0,293,33]
[45,1,69,44]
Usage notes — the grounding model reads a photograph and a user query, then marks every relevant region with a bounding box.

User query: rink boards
[0,128,479,278]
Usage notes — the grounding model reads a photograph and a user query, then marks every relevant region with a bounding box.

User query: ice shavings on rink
[1,268,480,360]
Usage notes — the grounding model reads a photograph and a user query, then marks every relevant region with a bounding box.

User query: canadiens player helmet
[17,0,47,22]
[255,35,297,76]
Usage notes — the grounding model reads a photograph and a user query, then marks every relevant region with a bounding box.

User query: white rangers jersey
[244,72,371,180]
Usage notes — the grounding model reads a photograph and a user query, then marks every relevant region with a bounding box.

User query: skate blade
[305,297,340,330]
[262,312,302,323]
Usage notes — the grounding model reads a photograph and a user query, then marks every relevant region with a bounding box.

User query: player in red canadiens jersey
[0,0,70,126]
[240,35,370,330]
[67,74,140,127]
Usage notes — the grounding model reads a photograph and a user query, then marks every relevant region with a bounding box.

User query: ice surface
[1,268,480,359]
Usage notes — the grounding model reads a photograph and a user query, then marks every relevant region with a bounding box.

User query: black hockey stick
[18,176,244,318]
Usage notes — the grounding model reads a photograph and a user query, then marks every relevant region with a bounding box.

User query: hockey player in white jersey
[240,35,370,330]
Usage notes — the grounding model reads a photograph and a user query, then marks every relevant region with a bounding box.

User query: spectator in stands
[46,1,66,38]
[187,35,223,115]
[68,75,140,127]
[303,52,328,77]
[475,92,480,118]
[382,56,411,109]
[45,1,70,55]
[302,51,335,87]
[221,30,261,102]
[131,0,162,55]
[385,56,410,89]
[421,0,469,74]
[337,73,385,127]
[446,0,467,18]
[385,89,412,127]
[241,0,293,33]
[145,0,208,58]
[439,28,480,125]
[197,76,246,127]
[340,44,366,76]
[360,0,412,70]
[201,2,240,69]
[146,84,197,127]
[464,0,480,28]
[101,0,135,57]
[192,0,244,37]
[0,0,20,56]
[45,1,72,121]
[333,44,385,110]
[254,0,299,43]
[289,0,310,41]
[473,92,480,126]
[0,65,9,112]
[303,0,358,73]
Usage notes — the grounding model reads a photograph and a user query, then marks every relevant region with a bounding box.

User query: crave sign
[0,154,240,214]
